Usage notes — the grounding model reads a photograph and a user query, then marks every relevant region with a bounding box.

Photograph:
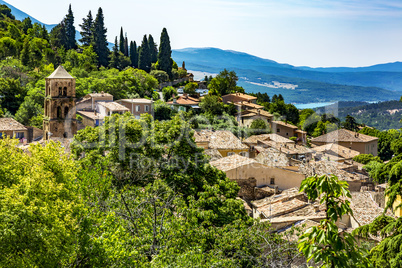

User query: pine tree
[21,17,32,35]
[50,21,67,49]
[119,27,125,54]
[93,7,109,67]
[138,35,151,72]
[124,36,128,57]
[64,4,76,50]
[79,11,93,46]
[157,28,172,79]
[148,34,158,64]
[130,41,138,68]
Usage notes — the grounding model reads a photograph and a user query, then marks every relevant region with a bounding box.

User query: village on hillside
[0,65,395,246]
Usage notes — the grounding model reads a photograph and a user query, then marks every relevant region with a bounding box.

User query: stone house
[210,154,306,197]
[194,130,249,157]
[272,121,306,143]
[312,143,360,162]
[311,129,378,156]
[237,109,273,128]
[0,118,28,141]
[243,133,294,158]
[96,102,129,117]
[76,111,105,127]
[116,99,154,119]
[167,94,200,112]
[76,92,114,111]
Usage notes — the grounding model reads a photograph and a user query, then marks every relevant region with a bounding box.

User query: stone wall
[233,177,257,201]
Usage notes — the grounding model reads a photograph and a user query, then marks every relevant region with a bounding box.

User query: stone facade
[43,66,77,139]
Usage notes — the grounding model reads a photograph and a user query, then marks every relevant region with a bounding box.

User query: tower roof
[47,65,74,79]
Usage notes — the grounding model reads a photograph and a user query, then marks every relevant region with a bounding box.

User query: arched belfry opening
[57,106,62,118]
[64,106,69,118]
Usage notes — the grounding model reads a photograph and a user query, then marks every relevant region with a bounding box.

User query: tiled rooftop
[77,111,105,120]
[118,98,153,104]
[47,65,74,79]
[255,147,290,167]
[210,154,257,172]
[0,118,27,131]
[167,95,200,106]
[311,129,378,143]
[350,192,395,226]
[272,121,299,129]
[259,140,312,155]
[243,133,294,144]
[222,93,257,103]
[97,101,130,112]
[313,143,360,160]
[194,130,249,150]
[204,148,223,162]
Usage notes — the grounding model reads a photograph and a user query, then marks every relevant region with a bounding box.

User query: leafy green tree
[0,78,27,114]
[138,35,151,72]
[250,118,270,135]
[184,81,198,95]
[151,70,169,84]
[50,21,67,49]
[0,37,17,59]
[21,17,33,34]
[343,115,359,132]
[79,10,94,46]
[157,28,173,79]
[14,87,44,127]
[0,138,84,267]
[64,4,76,50]
[298,174,371,267]
[208,69,244,96]
[199,95,225,115]
[93,7,109,67]
[148,34,158,63]
[154,100,176,120]
[0,4,15,19]
[353,154,383,165]
[129,40,138,68]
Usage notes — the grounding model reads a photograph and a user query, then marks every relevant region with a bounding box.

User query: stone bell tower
[43,66,77,140]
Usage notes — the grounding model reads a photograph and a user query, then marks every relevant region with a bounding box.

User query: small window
[63,87,67,96]
[286,132,289,136]
[227,152,235,156]
[64,106,69,118]
[136,105,140,112]
[16,132,24,139]
[239,152,247,157]
[58,87,62,95]
[270,178,275,185]
[145,105,149,112]
[277,128,280,133]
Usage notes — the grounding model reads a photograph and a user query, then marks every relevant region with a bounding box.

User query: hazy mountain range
[172,48,402,103]
[3,0,401,104]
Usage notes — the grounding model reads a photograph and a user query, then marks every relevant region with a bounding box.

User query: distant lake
[293,102,335,109]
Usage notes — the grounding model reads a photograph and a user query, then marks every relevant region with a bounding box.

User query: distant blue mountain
[172,47,402,92]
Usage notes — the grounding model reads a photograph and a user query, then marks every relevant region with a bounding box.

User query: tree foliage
[298,174,371,267]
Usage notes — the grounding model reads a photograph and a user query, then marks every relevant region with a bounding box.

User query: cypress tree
[79,10,94,46]
[119,27,125,54]
[157,28,172,79]
[130,41,138,68]
[138,35,151,72]
[148,34,158,64]
[64,4,76,50]
[109,37,119,69]
[93,7,109,67]
[124,36,129,57]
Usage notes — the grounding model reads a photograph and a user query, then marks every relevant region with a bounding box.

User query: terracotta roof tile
[117,98,153,104]
[0,118,27,131]
[97,101,130,112]
[243,133,294,144]
[194,130,248,150]
[313,143,360,160]
[210,154,257,172]
[311,129,378,143]
[272,121,299,129]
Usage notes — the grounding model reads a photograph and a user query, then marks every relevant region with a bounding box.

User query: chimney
[314,205,320,212]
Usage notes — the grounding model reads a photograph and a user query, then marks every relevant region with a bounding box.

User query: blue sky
[4,0,402,67]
